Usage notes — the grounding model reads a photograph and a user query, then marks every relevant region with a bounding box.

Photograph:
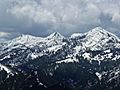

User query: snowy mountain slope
[84,27,120,50]
[0,27,120,90]
[6,32,65,48]
[0,27,120,66]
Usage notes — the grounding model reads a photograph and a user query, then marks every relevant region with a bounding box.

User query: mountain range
[0,27,120,90]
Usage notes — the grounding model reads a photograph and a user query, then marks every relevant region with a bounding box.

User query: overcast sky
[0,0,120,41]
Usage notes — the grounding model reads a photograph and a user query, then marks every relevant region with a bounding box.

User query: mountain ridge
[0,27,120,63]
[2,27,120,48]
[0,27,120,90]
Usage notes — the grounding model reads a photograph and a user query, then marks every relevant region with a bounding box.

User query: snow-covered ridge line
[5,27,120,44]
[13,27,120,40]
[1,27,120,51]
[0,27,120,66]
[5,32,65,46]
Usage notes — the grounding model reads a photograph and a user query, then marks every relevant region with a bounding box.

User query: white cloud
[0,32,11,37]
[0,0,120,36]
[0,31,20,42]
[0,32,11,42]
[112,13,120,24]
[8,0,101,33]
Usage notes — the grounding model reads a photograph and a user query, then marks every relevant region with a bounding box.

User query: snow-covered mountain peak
[16,34,38,42]
[6,34,43,47]
[83,27,120,50]
[19,35,41,43]
[88,27,119,40]
[88,27,110,36]
[87,27,120,42]
[90,27,104,32]
[47,32,64,40]
[44,32,65,46]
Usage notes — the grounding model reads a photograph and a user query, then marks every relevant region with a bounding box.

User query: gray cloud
[0,0,120,41]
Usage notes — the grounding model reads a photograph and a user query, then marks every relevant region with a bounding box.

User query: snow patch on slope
[56,57,79,64]
[0,64,12,74]
[96,72,102,80]
[70,33,86,38]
